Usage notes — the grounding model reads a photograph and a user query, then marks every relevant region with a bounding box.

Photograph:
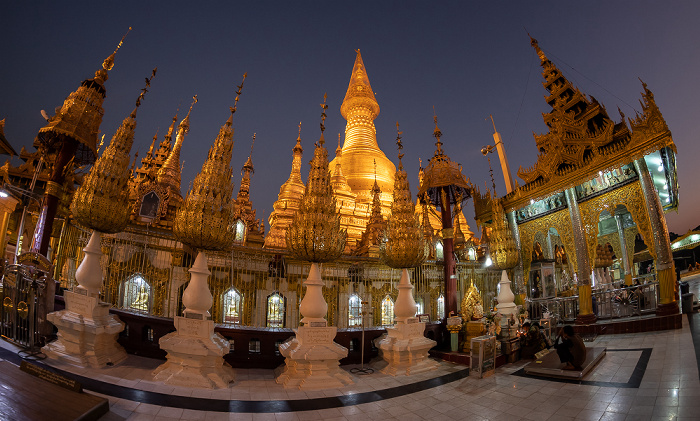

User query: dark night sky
[2,1,698,235]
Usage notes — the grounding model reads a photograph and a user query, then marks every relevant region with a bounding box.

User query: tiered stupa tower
[264,125,305,249]
[330,50,396,247]
[233,135,264,248]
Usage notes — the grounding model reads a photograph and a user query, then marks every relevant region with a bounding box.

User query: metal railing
[592,282,658,319]
[527,295,579,323]
[54,222,501,329]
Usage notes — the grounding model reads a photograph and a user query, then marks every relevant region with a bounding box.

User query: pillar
[31,138,78,257]
[507,210,525,305]
[439,188,458,318]
[615,214,632,285]
[633,158,678,315]
[564,188,596,324]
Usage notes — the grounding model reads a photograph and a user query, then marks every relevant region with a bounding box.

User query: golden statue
[130,284,149,311]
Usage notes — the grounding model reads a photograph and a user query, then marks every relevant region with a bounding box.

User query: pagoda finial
[396,122,404,170]
[341,49,379,119]
[298,121,302,139]
[228,73,247,124]
[318,93,328,146]
[179,95,198,134]
[433,107,443,155]
[528,33,549,64]
[242,133,255,175]
[130,67,157,118]
[102,27,131,72]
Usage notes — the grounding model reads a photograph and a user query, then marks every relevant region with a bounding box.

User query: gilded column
[564,188,595,324]
[614,214,632,285]
[633,158,678,314]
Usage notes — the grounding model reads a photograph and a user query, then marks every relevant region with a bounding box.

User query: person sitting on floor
[554,325,586,370]
[520,321,548,359]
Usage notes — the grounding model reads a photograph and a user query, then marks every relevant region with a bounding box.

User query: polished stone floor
[2,311,700,421]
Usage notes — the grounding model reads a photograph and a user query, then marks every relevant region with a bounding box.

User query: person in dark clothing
[554,325,586,370]
[520,321,548,358]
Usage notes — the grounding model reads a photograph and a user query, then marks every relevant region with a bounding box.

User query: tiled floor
[3,314,700,420]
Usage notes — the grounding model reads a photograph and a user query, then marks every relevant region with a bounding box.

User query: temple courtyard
[0,310,696,421]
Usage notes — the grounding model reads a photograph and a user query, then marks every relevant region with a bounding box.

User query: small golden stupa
[489,196,519,270]
[285,94,347,263]
[71,68,157,233]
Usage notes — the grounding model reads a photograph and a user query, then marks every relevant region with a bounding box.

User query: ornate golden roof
[330,50,395,200]
[286,95,347,262]
[233,134,264,248]
[36,29,131,165]
[474,38,676,217]
[417,115,471,207]
[71,67,155,234]
[488,196,519,270]
[379,124,426,269]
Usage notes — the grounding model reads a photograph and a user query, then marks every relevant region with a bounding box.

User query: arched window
[139,191,160,219]
[222,287,242,324]
[234,219,246,243]
[122,274,151,312]
[348,294,362,327]
[415,296,424,315]
[467,247,477,261]
[436,241,444,260]
[437,294,445,320]
[266,292,286,328]
[381,295,394,326]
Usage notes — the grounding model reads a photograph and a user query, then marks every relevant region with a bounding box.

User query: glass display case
[470,335,496,378]
[529,261,557,299]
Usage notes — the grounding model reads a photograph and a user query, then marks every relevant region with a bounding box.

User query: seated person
[520,321,548,359]
[554,325,586,370]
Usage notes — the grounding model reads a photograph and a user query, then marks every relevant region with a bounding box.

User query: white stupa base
[275,326,353,390]
[153,316,234,389]
[43,290,127,368]
[375,320,439,376]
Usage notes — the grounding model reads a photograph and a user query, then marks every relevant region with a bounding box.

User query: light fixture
[658,165,664,172]
[485,256,493,267]
[530,199,535,205]
[0,191,7,198]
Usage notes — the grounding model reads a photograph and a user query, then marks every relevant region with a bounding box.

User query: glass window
[437,294,445,320]
[234,219,246,243]
[416,296,424,315]
[222,287,242,324]
[348,294,362,327]
[436,242,444,260]
[139,191,160,218]
[381,295,394,326]
[266,292,286,328]
[123,274,151,312]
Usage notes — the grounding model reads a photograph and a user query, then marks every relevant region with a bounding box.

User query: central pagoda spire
[331,50,395,202]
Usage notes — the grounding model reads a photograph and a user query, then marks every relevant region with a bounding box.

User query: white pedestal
[43,290,127,368]
[275,325,353,390]
[152,316,234,389]
[375,319,438,376]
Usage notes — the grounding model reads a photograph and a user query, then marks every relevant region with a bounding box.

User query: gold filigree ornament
[173,74,247,251]
[71,67,157,233]
[379,123,427,269]
[285,94,347,263]
[489,196,519,270]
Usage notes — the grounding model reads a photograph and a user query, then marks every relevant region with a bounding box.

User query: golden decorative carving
[286,95,347,263]
[519,209,576,280]
[174,78,244,252]
[489,197,519,270]
[45,181,64,198]
[71,69,156,234]
[578,181,655,265]
[379,124,426,269]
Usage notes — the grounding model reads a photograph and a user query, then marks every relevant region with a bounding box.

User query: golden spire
[157,96,197,195]
[379,122,426,268]
[286,94,347,262]
[237,133,255,202]
[36,28,132,165]
[173,75,246,251]
[340,49,379,119]
[162,112,178,150]
[71,67,155,233]
[331,50,395,200]
[146,131,157,159]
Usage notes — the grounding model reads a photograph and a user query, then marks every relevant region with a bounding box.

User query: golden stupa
[329,50,396,217]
